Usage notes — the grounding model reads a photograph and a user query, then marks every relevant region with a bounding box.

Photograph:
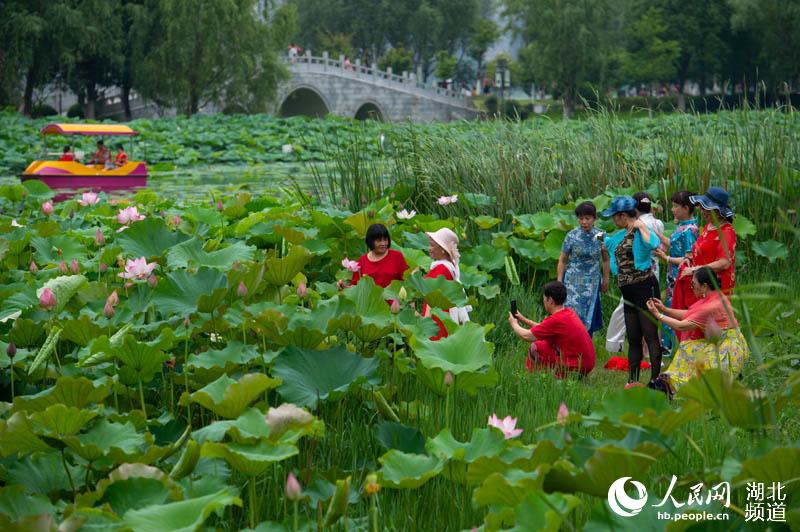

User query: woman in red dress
[422,228,463,340]
[672,187,737,335]
[340,223,408,289]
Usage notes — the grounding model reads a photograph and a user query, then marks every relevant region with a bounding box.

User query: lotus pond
[0,175,798,531]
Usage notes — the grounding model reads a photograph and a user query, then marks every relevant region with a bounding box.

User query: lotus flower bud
[124,282,134,290]
[285,472,302,501]
[41,201,54,215]
[103,300,115,318]
[183,317,191,327]
[557,402,569,425]
[99,263,108,273]
[6,342,16,359]
[70,258,80,274]
[444,371,454,386]
[174,215,181,226]
[58,260,68,274]
[237,281,248,298]
[147,274,158,288]
[390,299,401,314]
[398,286,407,302]
[216,200,224,211]
[296,283,307,299]
[95,228,105,246]
[29,261,39,274]
[39,288,56,311]
[365,473,380,496]
[107,290,119,306]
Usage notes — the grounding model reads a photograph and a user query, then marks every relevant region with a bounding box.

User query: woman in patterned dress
[557,201,610,335]
[647,266,748,392]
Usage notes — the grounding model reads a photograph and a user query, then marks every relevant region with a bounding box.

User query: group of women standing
[557,185,748,393]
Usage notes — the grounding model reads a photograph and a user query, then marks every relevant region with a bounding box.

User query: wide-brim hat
[425,227,460,264]
[690,187,734,219]
[600,196,637,217]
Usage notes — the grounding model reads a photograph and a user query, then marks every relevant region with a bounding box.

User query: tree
[136,0,290,115]
[434,51,457,80]
[504,0,612,118]
[615,6,679,87]
[378,47,414,74]
[468,18,500,90]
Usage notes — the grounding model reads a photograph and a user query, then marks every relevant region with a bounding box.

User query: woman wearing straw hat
[422,228,471,340]
[672,187,737,330]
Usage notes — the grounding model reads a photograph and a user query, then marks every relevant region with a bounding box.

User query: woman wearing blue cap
[602,196,662,387]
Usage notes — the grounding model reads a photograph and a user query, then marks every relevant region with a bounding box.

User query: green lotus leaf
[732,214,756,239]
[462,244,507,272]
[751,239,788,263]
[190,374,281,419]
[76,325,133,367]
[77,463,183,510]
[582,499,666,532]
[509,490,582,532]
[508,237,550,263]
[323,476,352,527]
[543,229,567,260]
[405,270,468,309]
[0,289,37,324]
[415,364,499,396]
[31,234,87,263]
[64,420,147,461]
[0,412,52,457]
[263,246,311,286]
[171,439,201,481]
[472,215,502,230]
[678,369,778,429]
[466,445,549,486]
[8,318,45,347]
[201,441,298,476]
[152,268,227,316]
[121,487,242,532]
[478,283,502,300]
[737,447,800,496]
[116,335,170,383]
[103,478,171,517]
[36,274,88,313]
[426,428,507,463]
[410,322,493,374]
[115,217,190,258]
[192,408,271,444]
[375,421,426,455]
[4,453,82,497]
[275,308,329,348]
[0,485,55,524]
[30,404,98,439]
[272,345,380,408]
[59,315,104,346]
[458,264,490,289]
[473,468,548,507]
[167,237,256,270]
[590,386,702,438]
[377,450,444,489]
[187,341,261,373]
[330,276,393,342]
[12,376,110,413]
[515,212,556,234]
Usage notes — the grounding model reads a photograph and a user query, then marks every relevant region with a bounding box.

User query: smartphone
[510,299,518,317]
[595,231,605,241]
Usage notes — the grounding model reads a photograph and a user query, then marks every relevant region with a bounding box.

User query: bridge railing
[288,51,472,105]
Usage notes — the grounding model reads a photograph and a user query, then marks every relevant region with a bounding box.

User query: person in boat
[88,141,110,165]
[115,145,128,167]
[59,145,74,161]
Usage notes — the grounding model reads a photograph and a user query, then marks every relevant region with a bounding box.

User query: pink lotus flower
[107,290,119,306]
[118,257,158,280]
[487,413,523,439]
[341,258,360,272]
[397,209,416,220]
[58,260,68,274]
[70,258,80,274]
[42,201,54,215]
[285,472,302,501]
[557,403,569,425]
[95,228,105,246]
[116,206,146,227]
[78,192,99,206]
[168,214,181,227]
[297,283,307,299]
[437,194,458,206]
[99,263,108,273]
[103,301,115,318]
[237,281,248,298]
[29,261,39,274]
[39,288,57,311]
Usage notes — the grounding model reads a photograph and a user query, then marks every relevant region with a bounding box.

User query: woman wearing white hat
[422,228,470,339]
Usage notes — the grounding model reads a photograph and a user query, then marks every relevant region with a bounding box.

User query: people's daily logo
[607,477,648,517]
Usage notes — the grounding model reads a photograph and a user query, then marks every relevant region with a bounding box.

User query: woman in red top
[115,145,128,166]
[59,145,74,161]
[341,224,408,289]
[421,228,462,340]
[672,187,737,326]
[508,281,595,377]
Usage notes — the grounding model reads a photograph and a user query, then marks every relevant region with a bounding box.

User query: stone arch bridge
[277,52,478,122]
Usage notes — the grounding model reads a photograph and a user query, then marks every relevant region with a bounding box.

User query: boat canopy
[40,123,139,136]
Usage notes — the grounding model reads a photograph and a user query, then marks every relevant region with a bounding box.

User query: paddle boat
[20,123,147,200]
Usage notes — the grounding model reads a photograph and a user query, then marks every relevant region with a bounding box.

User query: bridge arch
[354,101,385,121]
[278,85,331,118]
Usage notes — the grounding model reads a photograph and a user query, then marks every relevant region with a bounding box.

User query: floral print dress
[562,227,603,333]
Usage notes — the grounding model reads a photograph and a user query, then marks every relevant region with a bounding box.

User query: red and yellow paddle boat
[21,123,147,200]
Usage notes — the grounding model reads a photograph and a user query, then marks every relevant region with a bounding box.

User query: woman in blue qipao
[557,201,611,335]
